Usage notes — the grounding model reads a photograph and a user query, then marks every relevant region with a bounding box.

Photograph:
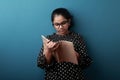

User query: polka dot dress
[45,62,84,80]
[37,31,92,80]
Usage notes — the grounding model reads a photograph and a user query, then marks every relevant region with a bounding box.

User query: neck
[56,31,70,35]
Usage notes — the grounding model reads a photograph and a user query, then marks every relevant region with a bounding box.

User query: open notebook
[41,35,78,64]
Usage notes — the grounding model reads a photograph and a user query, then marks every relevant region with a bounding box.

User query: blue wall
[0,0,120,80]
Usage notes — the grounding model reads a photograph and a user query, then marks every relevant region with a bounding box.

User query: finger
[47,40,51,43]
[47,41,54,49]
[55,44,59,49]
[44,39,51,46]
[53,43,60,50]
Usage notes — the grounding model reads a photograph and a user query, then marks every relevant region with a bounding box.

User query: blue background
[0,0,120,80]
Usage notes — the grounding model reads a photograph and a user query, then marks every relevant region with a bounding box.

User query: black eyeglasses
[53,20,68,27]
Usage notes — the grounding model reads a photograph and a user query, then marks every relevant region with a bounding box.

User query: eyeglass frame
[52,20,69,28]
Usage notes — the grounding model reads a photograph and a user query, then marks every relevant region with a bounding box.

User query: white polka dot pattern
[37,31,92,80]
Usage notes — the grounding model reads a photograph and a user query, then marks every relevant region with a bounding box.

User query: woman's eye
[54,23,60,26]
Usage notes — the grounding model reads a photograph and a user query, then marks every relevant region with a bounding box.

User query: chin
[60,32,67,35]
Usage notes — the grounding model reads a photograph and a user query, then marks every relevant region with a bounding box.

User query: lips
[59,30,65,33]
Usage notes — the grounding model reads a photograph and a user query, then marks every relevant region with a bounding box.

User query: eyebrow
[53,20,68,24]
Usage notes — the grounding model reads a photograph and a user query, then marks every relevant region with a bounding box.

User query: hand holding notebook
[41,35,78,64]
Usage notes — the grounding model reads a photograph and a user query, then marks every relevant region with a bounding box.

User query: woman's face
[53,15,70,35]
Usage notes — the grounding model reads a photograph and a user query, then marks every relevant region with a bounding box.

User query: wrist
[43,48,51,54]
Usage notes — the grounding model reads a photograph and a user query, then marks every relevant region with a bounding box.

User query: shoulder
[70,31,83,39]
[70,31,87,44]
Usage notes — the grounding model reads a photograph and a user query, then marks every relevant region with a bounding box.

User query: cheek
[53,26,59,30]
[64,25,70,30]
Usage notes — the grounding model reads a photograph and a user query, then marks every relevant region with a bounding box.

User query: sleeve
[75,36,93,69]
[37,35,55,69]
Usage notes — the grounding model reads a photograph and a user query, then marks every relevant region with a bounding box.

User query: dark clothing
[37,31,92,80]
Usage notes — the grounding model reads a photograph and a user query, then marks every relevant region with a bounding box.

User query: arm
[75,36,93,69]
[37,45,54,69]
[37,38,59,69]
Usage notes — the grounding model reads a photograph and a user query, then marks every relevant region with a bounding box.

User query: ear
[68,19,71,24]
[68,19,71,26]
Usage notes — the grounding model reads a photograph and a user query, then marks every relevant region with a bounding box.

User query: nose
[59,25,63,28]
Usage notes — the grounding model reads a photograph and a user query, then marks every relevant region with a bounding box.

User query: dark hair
[51,8,74,27]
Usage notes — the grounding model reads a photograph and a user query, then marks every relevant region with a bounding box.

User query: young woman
[37,8,92,80]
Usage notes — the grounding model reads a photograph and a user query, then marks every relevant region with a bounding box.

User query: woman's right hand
[43,40,60,64]
[43,39,60,54]
[45,40,60,52]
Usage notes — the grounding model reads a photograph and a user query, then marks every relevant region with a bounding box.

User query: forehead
[53,15,67,23]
